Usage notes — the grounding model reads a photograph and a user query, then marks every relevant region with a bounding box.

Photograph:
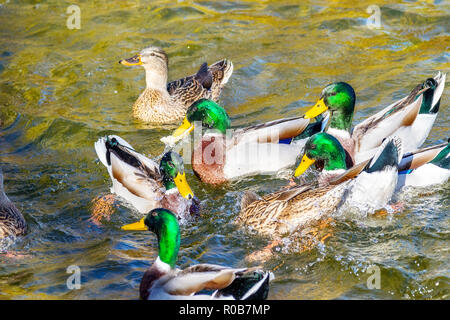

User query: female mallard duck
[119,46,233,124]
[121,208,273,300]
[237,134,402,237]
[0,167,27,240]
[303,72,446,164]
[396,139,449,190]
[94,135,198,223]
[161,99,318,184]
[295,132,450,192]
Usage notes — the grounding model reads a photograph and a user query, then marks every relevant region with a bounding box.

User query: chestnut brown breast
[192,135,227,185]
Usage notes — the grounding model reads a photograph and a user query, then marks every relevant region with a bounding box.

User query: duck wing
[166,63,213,107]
[214,270,272,300]
[352,84,424,154]
[95,136,161,201]
[161,264,248,296]
[232,116,311,146]
[167,59,233,102]
[328,136,401,186]
[236,184,313,231]
[399,141,449,171]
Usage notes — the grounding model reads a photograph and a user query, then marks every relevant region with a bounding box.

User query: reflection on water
[0,0,448,299]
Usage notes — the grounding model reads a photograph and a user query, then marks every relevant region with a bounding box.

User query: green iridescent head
[187,99,231,134]
[294,132,347,176]
[305,82,355,131]
[171,99,231,139]
[146,208,180,268]
[159,151,194,199]
[122,208,180,268]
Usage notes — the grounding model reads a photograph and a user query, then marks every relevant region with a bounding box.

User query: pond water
[0,0,448,299]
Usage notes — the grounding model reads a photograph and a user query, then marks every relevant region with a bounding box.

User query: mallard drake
[396,139,449,190]
[295,131,450,192]
[119,46,233,124]
[294,132,404,211]
[121,208,273,300]
[161,99,317,184]
[94,135,198,223]
[0,167,27,240]
[303,72,446,164]
[237,134,402,237]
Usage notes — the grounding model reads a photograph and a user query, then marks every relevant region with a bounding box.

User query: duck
[295,132,405,211]
[121,208,273,300]
[160,99,322,184]
[237,134,403,238]
[0,167,27,240]
[303,72,446,164]
[295,131,450,192]
[396,139,449,190]
[94,135,198,223]
[119,46,233,124]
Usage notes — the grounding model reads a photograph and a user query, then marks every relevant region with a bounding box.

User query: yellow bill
[173,117,194,138]
[294,154,316,177]
[121,217,147,231]
[304,98,328,119]
[174,172,194,200]
[119,54,142,66]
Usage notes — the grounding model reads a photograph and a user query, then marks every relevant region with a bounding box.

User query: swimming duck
[396,139,449,190]
[94,136,198,222]
[119,46,233,124]
[0,167,27,240]
[303,72,446,164]
[295,131,450,192]
[237,134,402,237]
[161,99,317,184]
[295,132,404,211]
[122,208,273,300]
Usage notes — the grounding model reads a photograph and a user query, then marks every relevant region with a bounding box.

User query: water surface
[0,0,448,299]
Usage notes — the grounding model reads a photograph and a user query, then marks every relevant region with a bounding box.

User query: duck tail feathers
[240,271,273,300]
[215,270,273,300]
[94,137,109,167]
[95,135,136,168]
[430,140,450,169]
[418,72,445,114]
[366,135,403,173]
[209,59,234,86]
[430,71,446,113]
[195,62,213,90]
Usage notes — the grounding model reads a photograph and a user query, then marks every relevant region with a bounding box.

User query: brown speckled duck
[0,167,27,240]
[237,134,403,238]
[119,46,233,124]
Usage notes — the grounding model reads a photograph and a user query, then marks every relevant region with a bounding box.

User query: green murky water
[0,0,449,299]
